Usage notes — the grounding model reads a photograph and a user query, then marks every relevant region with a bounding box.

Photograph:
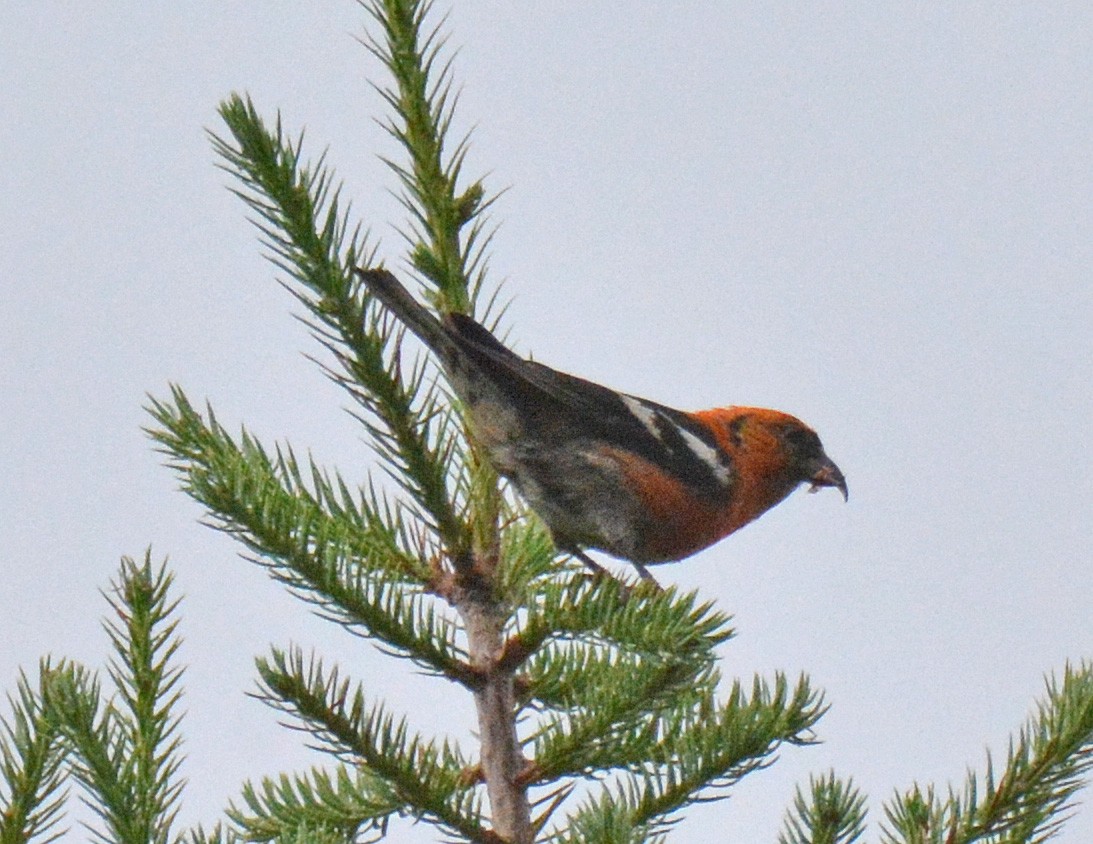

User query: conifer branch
[524,657,717,784]
[881,661,1093,844]
[39,555,185,844]
[147,385,424,584]
[182,823,240,844]
[41,665,128,841]
[0,662,68,844]
[253,647,495,842]
[361,0,489,309]
[210,93,470,562]
[361,2,532,839]
[147,386,479,687]
[535,674,823,838]
[229,765,399,843]
[778,772,866,844]
[102,554,186,842]
[508,581,732,683]
[631,675,823,821]
[548,788,658,844]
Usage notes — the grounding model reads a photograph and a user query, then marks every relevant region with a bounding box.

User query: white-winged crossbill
[358,268,847,584]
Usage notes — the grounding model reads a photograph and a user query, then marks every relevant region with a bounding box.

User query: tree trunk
[460,584,532,844]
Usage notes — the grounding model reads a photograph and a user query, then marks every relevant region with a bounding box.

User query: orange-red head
[693,406,847,535]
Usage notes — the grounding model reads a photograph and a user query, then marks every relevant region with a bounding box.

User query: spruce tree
[2,3,1092,843]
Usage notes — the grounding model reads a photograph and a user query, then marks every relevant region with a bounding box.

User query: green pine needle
[145,386,481,686]
[779,771,867,844]
[0,661,69,844]
[38,554,185,844]
[230,765,399,843]
[252,646,488,841]
[881,661,1093,844]
[210,93,472,561]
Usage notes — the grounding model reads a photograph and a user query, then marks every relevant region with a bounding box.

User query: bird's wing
[445,314,733,499]
[355,269,735,501]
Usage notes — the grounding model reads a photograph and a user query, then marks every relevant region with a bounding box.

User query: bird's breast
[596,446,739,563]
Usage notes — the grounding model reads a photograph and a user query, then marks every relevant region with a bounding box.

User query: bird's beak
[806,454,848,501]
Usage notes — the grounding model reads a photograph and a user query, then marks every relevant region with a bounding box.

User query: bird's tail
[356,268,452,354]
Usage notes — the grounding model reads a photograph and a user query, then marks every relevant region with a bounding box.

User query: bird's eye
[727,415,747,447]
[782,425,822,455]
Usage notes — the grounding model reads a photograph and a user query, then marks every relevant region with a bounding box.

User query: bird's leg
[631,562,663,591]
[572,549,663,594]
[572,548,609,578]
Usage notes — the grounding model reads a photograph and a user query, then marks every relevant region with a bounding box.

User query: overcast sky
[3,3,1091,841]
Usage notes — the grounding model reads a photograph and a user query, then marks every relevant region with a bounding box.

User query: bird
[356,267,847,585]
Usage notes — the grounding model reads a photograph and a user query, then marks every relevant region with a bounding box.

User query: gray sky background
[3,3,1091,841]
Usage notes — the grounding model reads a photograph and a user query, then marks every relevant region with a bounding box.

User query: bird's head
[698,406,848,502]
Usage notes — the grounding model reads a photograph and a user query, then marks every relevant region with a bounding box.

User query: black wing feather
[445,315,732,499]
